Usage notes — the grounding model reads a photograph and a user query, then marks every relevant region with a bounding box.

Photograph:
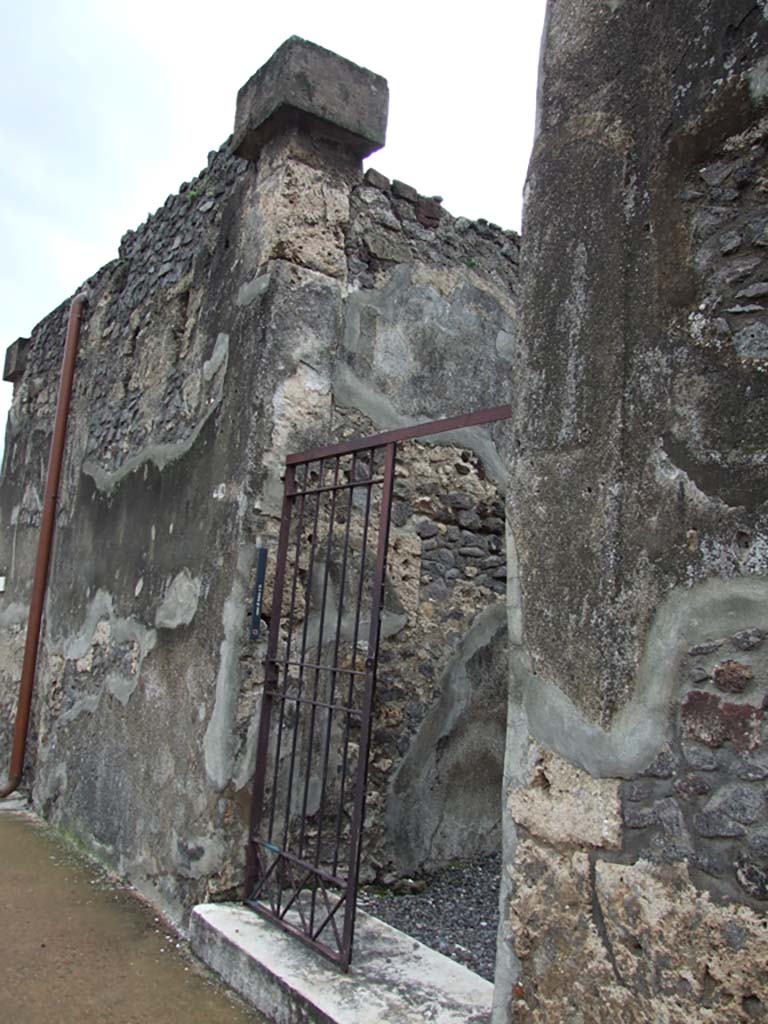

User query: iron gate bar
[285,474,384,498]
[245,405,512,969]
[285,404,512,464]
[342,441,396,959]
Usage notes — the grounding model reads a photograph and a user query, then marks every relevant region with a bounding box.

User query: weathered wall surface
[497,3,768,1021]
[0,39,518,923]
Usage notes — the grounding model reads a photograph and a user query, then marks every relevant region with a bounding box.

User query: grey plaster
[490,704,528,1024]
[82,334,229,494]
[388,603,507,872]
[748,54,768,102]
[58,693,102,725]
[517,577,768,779]
[0,602,28,628]
[202,333,229,383]
[233,691,264,792]
[204,545,254,791]
[236,274,271,308]
[105,673,138,707]
[155,569,202,630]
[333,363,508,490]
[61,589,156,663]
[490,540,530,1024]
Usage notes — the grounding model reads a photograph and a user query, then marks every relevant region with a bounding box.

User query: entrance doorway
[244,405,511,969]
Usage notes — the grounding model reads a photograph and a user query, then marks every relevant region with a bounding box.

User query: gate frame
[244,404,512,969]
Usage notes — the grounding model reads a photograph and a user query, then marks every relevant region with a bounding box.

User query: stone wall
[0,39,518,922]
[496,3,768,1022]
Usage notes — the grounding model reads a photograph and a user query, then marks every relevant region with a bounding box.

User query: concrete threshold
[190,903,493,1024]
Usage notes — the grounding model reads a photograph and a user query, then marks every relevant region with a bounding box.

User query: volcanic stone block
[233,36,388,162]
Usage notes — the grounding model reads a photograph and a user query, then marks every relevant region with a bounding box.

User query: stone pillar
[497,3,768,1021]
[229,37,389,518]
[233,36,388,280]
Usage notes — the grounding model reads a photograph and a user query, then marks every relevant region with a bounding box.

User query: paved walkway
[0,802,268,1024]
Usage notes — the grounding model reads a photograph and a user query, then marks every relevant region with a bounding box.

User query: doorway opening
[244,405,511,970]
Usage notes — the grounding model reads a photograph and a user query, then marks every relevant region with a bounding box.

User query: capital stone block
[233,37,388,163]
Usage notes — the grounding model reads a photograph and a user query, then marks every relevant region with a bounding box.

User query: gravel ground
[358,853,501,981]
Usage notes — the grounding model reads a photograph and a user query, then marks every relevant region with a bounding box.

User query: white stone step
[190,902,493,1024]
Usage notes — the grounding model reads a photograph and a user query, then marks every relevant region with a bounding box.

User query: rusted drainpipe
[1,292,88,798]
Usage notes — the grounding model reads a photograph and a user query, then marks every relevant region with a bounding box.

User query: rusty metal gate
[244,406,511,968]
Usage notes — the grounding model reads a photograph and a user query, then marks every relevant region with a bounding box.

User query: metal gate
[244,406,511,968]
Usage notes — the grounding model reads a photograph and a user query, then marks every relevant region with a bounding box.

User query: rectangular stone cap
[233,37,388,162]
[3,337,30,383]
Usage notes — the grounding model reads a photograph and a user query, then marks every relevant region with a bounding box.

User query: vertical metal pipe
[1,292,88,800]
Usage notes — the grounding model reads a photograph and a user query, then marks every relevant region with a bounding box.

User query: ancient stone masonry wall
[0,39,519,927]
[0,130,246,777]
[347,169,519,293]
[496,3,768,1023]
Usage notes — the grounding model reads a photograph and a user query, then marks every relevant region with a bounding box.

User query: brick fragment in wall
[680,690,763,753]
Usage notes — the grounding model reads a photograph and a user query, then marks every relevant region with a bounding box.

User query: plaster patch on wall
[650,441,736,516]
[82,333,229,494]
[61,589,157,664]
[520,576,768,778]
[747,54,768,101]
[0,601,28,628]
[233,690,264,791]
[53,589,157,712]
[332,362,508,489]
[155,569,202,630]
[388,603,507,871]
[204,545,254,790]
[259,361,332,515]
[173,828,228,880]
[58,692,102,724]
[236,272,271,308]
[202,333,229,383]
[495,329,518,365]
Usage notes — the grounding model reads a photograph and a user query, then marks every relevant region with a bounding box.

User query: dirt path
[0,808,268,1024]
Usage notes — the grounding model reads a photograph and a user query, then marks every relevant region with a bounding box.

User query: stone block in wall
[508,839,768,1022]
[509,748,622,850]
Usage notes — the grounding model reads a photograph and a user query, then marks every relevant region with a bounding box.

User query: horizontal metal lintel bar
[286,404,512,465]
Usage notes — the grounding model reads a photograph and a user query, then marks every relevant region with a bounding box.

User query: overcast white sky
[0,1,546,460]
